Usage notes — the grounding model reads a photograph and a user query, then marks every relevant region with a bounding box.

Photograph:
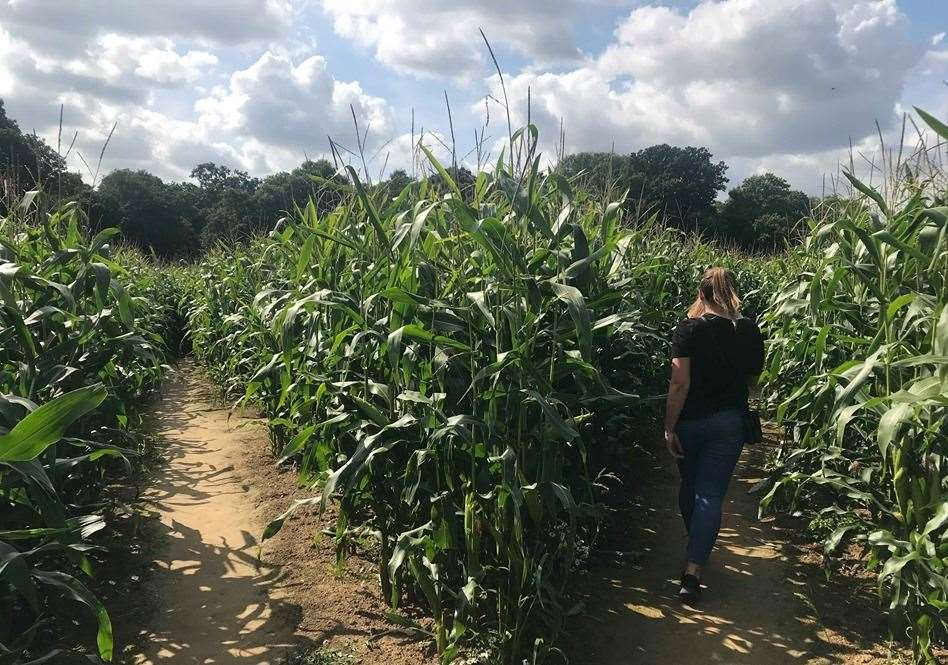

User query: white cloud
[0,0,402,182]
[319,0,612,79]
[920,47,948,76]
[0,0,943,195]
[193,50,395,172]
[68,35,218,86]
[62,46,400,181]
[0,23,13,97]
[482,0,929,190]
[0,0,294,56]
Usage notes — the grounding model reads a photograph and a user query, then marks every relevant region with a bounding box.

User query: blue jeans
[676,409,745,566]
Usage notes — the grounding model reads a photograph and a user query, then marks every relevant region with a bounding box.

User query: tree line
[2,99,810,257]
[558,147,812,251]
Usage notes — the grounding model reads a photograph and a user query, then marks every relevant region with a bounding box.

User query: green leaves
[843,171,889,218]
[550,282,592,360]
[0,384,107,462]
[389,324,472,353]
[346,165,391,256]
[876,403,912,458]
[189,126,673,664]
[762,126,948,663]
[33,570,114,661]
[0,200,177,662]
[915,106,948,141]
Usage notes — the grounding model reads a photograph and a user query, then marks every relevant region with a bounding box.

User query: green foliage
[378,168,414,202]
[187,131,777,663]
[558,145,728,232]
[97,169,198,258]
[626,144,728,231]
[189,161,260,244]
[89,159,349,256]
[282,647,353,665]
[761,112,948,662]
[254,160,345,228]
[0,99,88,208]
[718,173,811,251]
[0,196,179,662]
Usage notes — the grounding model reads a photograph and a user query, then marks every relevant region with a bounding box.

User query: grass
[282,646,354,665]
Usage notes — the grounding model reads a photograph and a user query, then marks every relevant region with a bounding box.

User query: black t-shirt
[670,314,765,421]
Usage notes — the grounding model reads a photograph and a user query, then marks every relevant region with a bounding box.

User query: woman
[663,267,764,605]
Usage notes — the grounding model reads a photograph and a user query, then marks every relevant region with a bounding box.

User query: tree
[96,169,196,258]
[190,162,258,198]
[188,162,261,244]
[166,181,205,238]
[718,173,810,250]
[558,146,727,230]
[626,145,728,231]
[427,165,476,201]
[1,98,88,208]
[253,159,344,227]
[558,152,637,203]
[378,168,413,202]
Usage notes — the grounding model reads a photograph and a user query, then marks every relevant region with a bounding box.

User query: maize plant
[761,110,948,662]
[188,130,782,661]
[189,140,649,662]
[0,195,178,663]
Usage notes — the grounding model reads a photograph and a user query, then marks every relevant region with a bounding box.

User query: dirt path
[124,363,300,664]
[564,443,897,665]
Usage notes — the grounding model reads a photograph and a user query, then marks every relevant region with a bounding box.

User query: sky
[0,0,946,195]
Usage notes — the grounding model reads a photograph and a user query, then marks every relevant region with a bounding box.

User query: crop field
[1,110,946,665]
[0,200,181,662]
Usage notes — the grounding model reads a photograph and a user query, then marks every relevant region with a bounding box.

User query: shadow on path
[120,363,312,664]
[564,442,890,664]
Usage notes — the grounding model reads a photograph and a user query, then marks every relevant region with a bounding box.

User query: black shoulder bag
[703,316,763,444]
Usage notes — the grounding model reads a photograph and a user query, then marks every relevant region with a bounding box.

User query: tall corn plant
[189,131,788,661]
[761,111,948,662]
[0,196,178,663]
[190,137,656,662]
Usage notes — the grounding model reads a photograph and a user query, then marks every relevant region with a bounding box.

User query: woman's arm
[747,374,760,398]
[663,356,691,459]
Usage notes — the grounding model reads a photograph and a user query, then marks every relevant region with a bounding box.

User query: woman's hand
[665,429,684,459]
[664,357,689,461]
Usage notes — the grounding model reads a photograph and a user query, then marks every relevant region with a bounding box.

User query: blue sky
[1,0,945,194]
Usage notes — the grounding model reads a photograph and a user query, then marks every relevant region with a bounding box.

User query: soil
[114,361,433,665]
[561,438,924,665]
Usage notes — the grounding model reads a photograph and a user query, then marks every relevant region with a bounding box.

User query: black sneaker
[679,573,701,605]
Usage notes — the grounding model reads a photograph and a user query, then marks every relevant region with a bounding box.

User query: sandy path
[565,444,891,664]
[126,363,299,664]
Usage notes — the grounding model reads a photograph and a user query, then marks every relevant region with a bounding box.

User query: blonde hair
[687,267,741,319]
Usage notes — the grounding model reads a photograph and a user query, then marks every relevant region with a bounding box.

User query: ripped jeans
[676,409,745,566]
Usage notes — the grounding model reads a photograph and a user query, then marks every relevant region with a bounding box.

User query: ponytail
[687,267,741,319]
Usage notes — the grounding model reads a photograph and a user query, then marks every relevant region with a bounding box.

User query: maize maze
[1,110,946,664]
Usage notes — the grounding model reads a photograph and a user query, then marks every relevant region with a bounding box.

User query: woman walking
[663,267,765,605]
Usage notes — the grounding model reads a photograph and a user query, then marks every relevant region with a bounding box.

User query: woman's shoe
[679,573,701,605]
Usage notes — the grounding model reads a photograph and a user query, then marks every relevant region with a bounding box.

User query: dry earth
[561,437,924,665]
